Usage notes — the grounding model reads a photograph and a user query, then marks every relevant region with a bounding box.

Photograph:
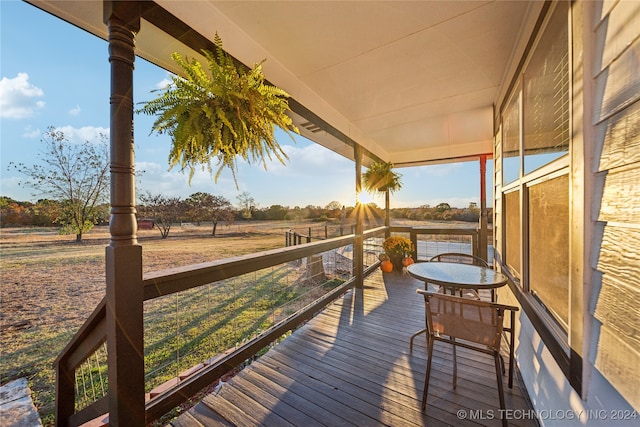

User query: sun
[357,191,376,205]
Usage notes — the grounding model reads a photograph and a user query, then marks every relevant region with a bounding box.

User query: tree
[0,197,32,226]
[325,201,343,211]
[9,127,109,241]
[138,192,184,238]
[32,199,62,226]
[184,192,234,236]
[263,204,288,220]
[237,192,256,220]
[362,161,402,228]
[184,192,212,225]
[137,34,298,188]
[435,202,451,212]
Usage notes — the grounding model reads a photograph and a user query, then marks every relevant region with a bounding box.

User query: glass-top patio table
[406,261,509,352]
[407,261,508,294]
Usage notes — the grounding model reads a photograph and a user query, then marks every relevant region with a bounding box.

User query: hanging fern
[362,161,402,194]
[138,34,298,186]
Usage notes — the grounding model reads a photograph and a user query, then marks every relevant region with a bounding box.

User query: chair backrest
[429,252,489,268]
[417,290,517,352]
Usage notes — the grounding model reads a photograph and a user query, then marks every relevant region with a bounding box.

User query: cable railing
[54,227,387,426]
[54,225,490,425]
[73,342,108,413]
[389,226,488,262]
[142,251,352,400]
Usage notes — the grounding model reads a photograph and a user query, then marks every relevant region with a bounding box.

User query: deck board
[169,270,538,427]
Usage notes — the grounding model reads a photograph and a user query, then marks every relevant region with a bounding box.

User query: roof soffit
[27,0,538,167]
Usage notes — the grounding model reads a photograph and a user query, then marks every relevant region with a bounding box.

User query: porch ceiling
[28,1,540,168]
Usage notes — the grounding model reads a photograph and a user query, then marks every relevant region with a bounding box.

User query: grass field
[1,217,463,425]
[1,220,324,426]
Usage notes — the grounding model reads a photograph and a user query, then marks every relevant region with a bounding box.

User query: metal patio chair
[416,290,518,427]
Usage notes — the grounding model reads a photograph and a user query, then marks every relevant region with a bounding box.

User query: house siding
[494,1,640,424]
[592,0,640,412]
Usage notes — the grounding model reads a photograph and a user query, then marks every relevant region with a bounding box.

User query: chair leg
[451,339,457,389]
[410,328,427,352]
[421,336,434,411]
[494,353,508,427]
[508,311,516,389]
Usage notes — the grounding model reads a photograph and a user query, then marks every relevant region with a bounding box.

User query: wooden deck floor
[169,270,538,427]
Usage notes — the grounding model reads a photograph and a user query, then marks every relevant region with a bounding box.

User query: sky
[0,1,491,210]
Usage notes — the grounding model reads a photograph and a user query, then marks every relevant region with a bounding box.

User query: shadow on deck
[168,270,538,427]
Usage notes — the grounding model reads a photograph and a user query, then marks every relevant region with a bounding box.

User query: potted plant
[138,33,298,187]
[362,161,402,194]
[382,235,414,272]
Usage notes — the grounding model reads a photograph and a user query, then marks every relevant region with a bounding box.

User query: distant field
[0,220,316,425]
[0,218,461,425]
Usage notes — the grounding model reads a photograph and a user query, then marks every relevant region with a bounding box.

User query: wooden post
[479,155,488,262]
[54,360,75,425]
[354,146,364,288]
[104,2,144,425]
[385,189,391,238]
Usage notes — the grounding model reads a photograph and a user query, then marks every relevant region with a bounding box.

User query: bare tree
[138,192,183,238]
[236,191,256,220]
[184,192,234,236]
[9,127,109,241]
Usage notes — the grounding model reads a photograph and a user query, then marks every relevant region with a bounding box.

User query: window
[503,92,521,185]
[528,174,569,330]
[504,190,521,276]
[523,3,570,174]
[500,0,570,332]
[497,0,583,396]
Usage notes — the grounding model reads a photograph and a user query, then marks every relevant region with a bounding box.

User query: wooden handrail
[56,225,482,425]
[54,230,389,426]
[143,233,357,300]
[389,226,481,261]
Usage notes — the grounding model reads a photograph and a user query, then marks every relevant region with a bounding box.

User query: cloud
[22,126,41,139]
[156,76,173,90]
[0,176,26,200]
[54,125,110,144]
[0,73,45,119]
[135,161,163,174]
[68,105,81,116]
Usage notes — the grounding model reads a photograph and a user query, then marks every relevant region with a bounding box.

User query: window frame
[496,0,582,396]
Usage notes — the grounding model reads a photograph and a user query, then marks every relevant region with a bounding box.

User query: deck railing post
[354,146,364,288]
[385,190,391,239]
[479,155,488,262]
[54,358,75,426]
[410,229,418,260]
[104,2,144,425]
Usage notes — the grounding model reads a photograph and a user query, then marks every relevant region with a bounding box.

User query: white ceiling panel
[28,0,540,167]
